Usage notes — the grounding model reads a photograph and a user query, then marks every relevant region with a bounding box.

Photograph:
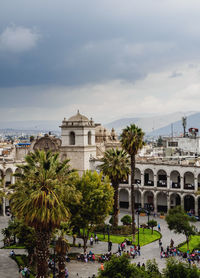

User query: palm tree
[55,231,70,278]
[9,150,75,278]
[100,148,130,227]
[120,124,145,239]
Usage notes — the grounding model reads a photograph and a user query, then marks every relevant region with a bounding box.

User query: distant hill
[148,112,200,137]
[105,111,196,135]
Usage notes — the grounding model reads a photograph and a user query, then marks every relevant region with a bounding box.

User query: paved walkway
[0,216,20,278]
[1,213,200,278]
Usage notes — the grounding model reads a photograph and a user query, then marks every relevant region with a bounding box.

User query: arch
[170,170,181,189]
[184,171,194,190]
[184,195,195,213]
[144,191,154,210]
[170,193,181,209]
[144,169,154,186]
[135,168,141,185]
[157,192,167,212]
[5,168,13,187]
[69,131,75,145]
[88,131,92,145]
[135,190,141,209]
[157,169,167,187]
[119,189,129,209]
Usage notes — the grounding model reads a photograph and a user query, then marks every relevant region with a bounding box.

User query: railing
[144,180,154,186]
[134,179,141,185]
[184,183,195,190]
[157,180,167,187]
[171,182,180,189]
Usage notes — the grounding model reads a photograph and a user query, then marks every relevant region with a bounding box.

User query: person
[170,238,174,248]
[95,235,98,244]
[90,235,94,246]
[137,245,141,256]
[137,262,140,268]
[142,263,145,269]
[109,241,112,251]
[158,223,161,231]
[100,263,104,271]
[10,250,15,257]
[65,267,69,278]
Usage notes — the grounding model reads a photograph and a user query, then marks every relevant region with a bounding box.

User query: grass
[11,254,35,278]
[178,235,200,253]
[2,244,25,249]
[88,228,161,246]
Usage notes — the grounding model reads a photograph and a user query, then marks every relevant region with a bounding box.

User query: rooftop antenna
[182,116,187,137]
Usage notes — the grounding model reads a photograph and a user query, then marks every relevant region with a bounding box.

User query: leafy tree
[163,257,200,278]
[146,259,160,275]
[120,124,145,239]
[166,206,196,251]
[121,215,132,225]
[9,150,76,278]
[97,255,160,278]
[148,220,157,234]
[100,148,130,227]
[69,171,114,252]
[157,136,163,147]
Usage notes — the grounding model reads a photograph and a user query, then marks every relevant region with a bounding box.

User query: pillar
[154,174,157,187]
[180,176,184,190]
[181,194,184,208]
[141,191,144,208]
[128,190,131,212]
[167,175,170,189]
[141,173,144,187]
[154,193,157,213]
[194,177,198,192]
[2,197,6,216]
[167,194,170,212]
[195,197,198,216]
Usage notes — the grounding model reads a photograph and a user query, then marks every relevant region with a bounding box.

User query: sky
[1,0,200,124]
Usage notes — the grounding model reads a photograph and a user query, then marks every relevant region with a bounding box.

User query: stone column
[194,177,198,192]
[195,197,198,216]
[141,191,144,208]
[154,174,157,187]
[167,175,170,189]
[141,173,144,187]
[181,194,184,208]
[154,193,157,213]
[180,176,184,190]
[167,194,170,212]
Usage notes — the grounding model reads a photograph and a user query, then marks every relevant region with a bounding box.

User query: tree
[97,255,161,278]
[121,215,132,225]
[166,206,196,251]
[69,170,114,252]
[120,124,145,239]
[148,220,157,234]
[163,257,200,278]
[9,150,76,278]
[157,136,163,147]
[55,231,70,278]
[100,148,130,226]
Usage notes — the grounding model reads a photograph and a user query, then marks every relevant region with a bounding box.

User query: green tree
[163,257,200,278]
[55,231,70,278]
[148,220,157,234]
[121,215,132,225]
[9,150,75,278]
[166,206,196,251]
[69,170,114,252]
[157,136,163,147]
[100,148,130,226]
[120,124,145,239]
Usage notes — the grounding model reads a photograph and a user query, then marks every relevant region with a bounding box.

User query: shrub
[121,215,132,225]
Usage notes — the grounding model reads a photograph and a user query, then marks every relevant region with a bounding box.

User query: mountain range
[0,111,200,137]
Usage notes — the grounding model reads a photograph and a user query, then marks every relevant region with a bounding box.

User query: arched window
[69,131,75,145]
[88,131,92,145]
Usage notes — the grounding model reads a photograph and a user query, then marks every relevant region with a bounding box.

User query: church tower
[60,110,96,174]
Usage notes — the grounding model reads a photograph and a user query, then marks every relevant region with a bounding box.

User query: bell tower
[60,110,96,174]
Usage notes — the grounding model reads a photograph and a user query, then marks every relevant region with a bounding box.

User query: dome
[68,110,89,122]
[95,125,110,136]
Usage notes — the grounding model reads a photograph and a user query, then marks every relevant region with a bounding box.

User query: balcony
[134,179,141,185]
[171,182,180,189]
[144,180,154,186]
[157,180,167,187]
[184,183,195,190]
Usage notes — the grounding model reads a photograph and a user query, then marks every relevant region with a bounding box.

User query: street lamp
[107,225,110,252]
[137,210,140,248]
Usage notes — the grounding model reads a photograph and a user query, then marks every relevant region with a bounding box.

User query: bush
[121,215,132,225]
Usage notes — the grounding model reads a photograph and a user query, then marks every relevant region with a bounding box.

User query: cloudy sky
[1,0,200,124]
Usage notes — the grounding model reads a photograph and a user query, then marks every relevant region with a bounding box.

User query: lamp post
[107,225,110,252]
[137,210,140,248]
[147,209,150,228]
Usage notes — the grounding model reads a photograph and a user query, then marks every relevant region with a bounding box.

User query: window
[168,141,178,147]
[69,132,75,145]
[88,131,92,145]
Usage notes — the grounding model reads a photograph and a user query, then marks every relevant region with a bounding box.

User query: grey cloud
[169,72,183,78]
